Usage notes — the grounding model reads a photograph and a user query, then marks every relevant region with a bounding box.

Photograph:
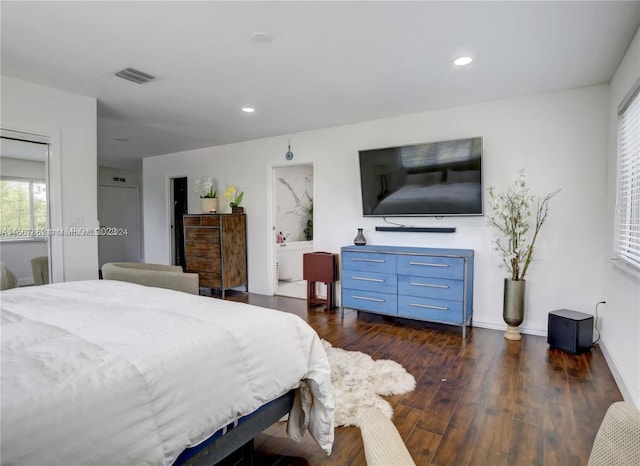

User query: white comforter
[1,280,334,465]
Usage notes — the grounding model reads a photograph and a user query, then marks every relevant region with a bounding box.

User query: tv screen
[359,137,483,217]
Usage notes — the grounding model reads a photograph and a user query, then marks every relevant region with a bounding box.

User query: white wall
[1,76,98,281]
[145,84,609,337]
[602,27,640,408]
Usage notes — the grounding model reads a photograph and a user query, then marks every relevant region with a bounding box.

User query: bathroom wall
[275,164,313,242]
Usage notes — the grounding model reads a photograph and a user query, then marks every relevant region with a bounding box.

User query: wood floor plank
[507,418,544,465]
[223,293,623,465]
[404,428,442,466]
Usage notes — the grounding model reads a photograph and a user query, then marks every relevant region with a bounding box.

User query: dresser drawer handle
[353,258,385,263]
[409,282,449,289]
[353,276,384,283]
[409,303,449,311]
[408,261,448,267]
[352,295,385,303]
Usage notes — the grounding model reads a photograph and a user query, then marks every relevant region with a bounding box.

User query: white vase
[200,198,218,213]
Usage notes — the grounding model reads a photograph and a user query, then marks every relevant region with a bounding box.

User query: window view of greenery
[0,178,47,239]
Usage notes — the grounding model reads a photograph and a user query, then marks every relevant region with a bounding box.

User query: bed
[1,280,335,465]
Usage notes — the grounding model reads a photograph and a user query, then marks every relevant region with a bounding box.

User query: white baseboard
[598,340,640,409]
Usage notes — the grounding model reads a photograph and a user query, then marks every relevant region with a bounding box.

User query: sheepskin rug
[322,340,416,427]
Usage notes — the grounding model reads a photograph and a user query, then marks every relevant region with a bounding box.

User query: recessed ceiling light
[242,107,255,113]
[454,56,473,66]
[251,32,272,44]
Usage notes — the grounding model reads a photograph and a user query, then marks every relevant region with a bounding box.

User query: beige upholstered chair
[101,262,199,295]
[30,256,49,285]
[588,401,640,466]
[359,407,416,466]
[1,262,19,290]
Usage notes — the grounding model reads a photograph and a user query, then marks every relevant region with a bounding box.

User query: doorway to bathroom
[273,163,314,299]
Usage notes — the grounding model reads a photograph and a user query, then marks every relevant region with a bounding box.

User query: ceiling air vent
[115,68,156,84]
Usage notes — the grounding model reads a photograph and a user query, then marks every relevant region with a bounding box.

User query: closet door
[98,185,141,267]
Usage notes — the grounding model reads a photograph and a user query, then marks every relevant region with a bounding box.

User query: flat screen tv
[359,137,483,217]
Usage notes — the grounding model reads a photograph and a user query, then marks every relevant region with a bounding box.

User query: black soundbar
[375,226,456,233]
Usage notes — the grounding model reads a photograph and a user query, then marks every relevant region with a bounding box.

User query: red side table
[303,252,338,310]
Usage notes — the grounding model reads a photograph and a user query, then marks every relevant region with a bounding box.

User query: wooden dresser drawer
[185,256,221,272]
[398,295,463,324]
[342,270,397,294]
[184,215,220,227]
[398,275,463,301]
[397,255,464,279]
[185,242,221,259]
[342,289,397,315]
[342,251,396,274]
[185,228,220,243]
[198,271,222,288]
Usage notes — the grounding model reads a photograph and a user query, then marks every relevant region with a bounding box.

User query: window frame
[614,77,640,271]
[0,175,48,242]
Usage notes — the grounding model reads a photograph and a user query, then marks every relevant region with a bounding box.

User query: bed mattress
[1,280,334,465]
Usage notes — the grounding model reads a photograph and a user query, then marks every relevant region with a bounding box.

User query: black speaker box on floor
[547,309,594,354]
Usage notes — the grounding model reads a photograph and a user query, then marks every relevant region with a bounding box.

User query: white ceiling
[1,1,639,170]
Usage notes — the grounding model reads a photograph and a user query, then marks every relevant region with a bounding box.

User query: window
[0,177,48,240]
[615,79,640,270]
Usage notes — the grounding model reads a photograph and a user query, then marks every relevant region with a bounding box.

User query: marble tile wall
[275,164,313,242]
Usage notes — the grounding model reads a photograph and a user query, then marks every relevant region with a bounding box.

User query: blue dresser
[341,245,474,338]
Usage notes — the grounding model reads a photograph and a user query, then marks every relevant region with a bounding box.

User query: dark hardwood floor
[222,291,623,466]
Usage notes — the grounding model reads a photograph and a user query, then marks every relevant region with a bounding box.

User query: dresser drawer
[197,271,221,288]
[342,289,397,315]
[398,295,463,324]
[342,252,396,274]
[342,270,397,294]
[185,242,221,259]
[398,275,463,301]
[185,228,220,243]
[397,255,464,279]
[185,256,221,272]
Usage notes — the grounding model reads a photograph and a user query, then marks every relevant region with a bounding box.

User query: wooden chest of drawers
[341,245,474,338]
[184,214,247,298]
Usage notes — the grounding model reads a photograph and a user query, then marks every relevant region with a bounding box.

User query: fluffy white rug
[322,340,416,427]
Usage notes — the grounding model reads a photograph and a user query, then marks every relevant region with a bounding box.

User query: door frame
[170,177,188,268]
[267,161,316,296]
[164,174,188,265]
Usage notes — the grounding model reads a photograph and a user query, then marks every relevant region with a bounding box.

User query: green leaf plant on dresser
[341,245,474,339]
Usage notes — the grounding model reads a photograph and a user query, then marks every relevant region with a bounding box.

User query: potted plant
[304,204,313,241]
[224,185,244,213]
[196,178,217,213]
[487,171,559,340]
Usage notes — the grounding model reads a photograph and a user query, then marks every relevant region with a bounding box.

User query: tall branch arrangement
[487,172,560,281]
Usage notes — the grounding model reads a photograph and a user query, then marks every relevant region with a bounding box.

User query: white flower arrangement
[195,178,216,198]
[487,171,559,281]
